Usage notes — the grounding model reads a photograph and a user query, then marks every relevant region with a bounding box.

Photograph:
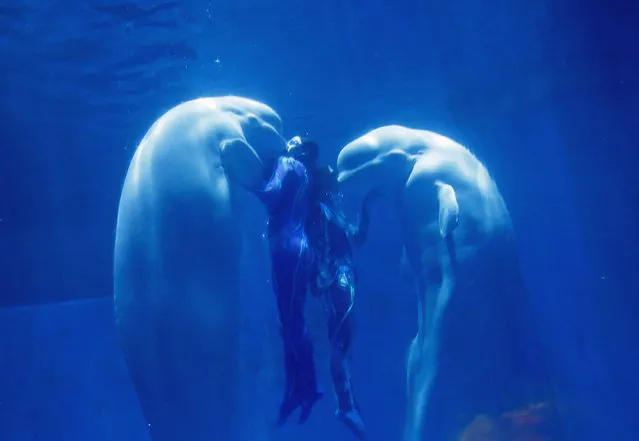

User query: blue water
[1,1,638,440]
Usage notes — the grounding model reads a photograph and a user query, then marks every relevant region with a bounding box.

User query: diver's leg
[271,251,303,425]
[271,247,322,426]
[326,268,365,439]
[289,247,323,424]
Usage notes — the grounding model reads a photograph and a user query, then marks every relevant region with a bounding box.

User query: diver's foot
[298,390,324,424]
[277,393,303,428]
[336,408,366,440]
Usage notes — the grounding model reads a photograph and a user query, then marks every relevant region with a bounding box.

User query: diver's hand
[363,187,384,206]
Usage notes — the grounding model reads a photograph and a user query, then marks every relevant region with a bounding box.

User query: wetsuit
[307,189,372,439]
[257,155,323,425]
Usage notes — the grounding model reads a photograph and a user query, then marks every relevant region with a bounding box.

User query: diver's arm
[255,157,301,205]
[347,190,380,247]
[347,206,369,248]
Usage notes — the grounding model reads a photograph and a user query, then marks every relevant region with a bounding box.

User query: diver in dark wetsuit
[305,163,380,440]
[257,136,323,427]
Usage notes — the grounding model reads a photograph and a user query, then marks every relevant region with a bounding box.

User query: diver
[289,139,380,440]
[256,136,324,427]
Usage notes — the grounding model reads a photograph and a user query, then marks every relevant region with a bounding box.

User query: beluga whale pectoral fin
[435,181,459,239]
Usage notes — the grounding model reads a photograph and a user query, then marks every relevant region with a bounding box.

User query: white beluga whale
[113,96,285,441]
[336,125,528,441]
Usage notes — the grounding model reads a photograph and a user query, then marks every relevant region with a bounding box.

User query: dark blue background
[0,0,637,440]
